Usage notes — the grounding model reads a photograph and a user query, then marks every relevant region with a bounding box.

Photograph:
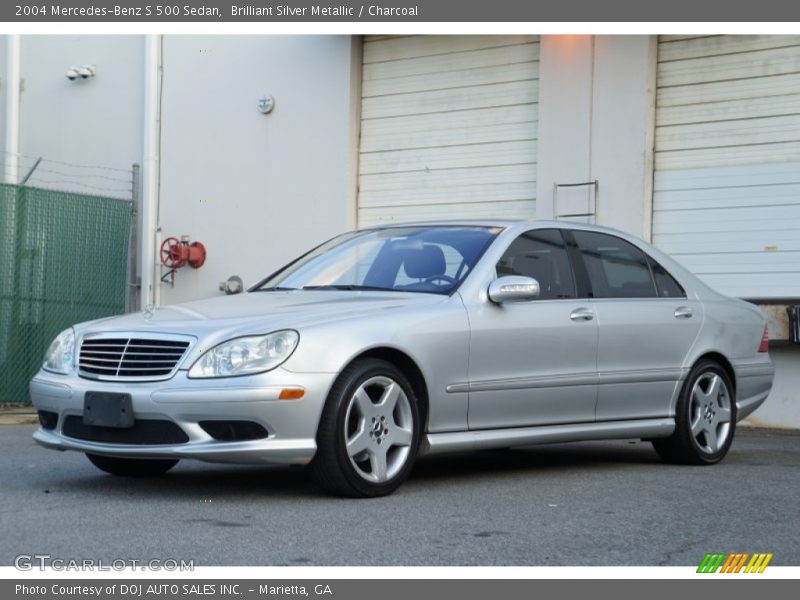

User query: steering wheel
[423,274,458,287]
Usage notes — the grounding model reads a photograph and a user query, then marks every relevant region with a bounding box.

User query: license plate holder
[83,392,134,428]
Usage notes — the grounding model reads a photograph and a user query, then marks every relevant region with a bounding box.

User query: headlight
[188,330,299,378]
[43,328,76,375]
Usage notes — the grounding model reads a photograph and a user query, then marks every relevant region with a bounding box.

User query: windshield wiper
[302,285,397,292]
[252,286,298,292]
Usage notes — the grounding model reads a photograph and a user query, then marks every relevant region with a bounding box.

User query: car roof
[359,219,522,229]
[358,219,637,238]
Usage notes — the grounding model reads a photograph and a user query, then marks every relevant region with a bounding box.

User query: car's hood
[78,290,447,339]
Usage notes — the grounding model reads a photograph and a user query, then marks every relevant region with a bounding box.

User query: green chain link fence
[0,183,132,403]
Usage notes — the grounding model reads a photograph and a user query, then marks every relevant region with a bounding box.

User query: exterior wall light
[65,65,96,81]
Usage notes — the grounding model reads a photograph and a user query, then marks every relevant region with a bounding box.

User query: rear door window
[571,230,657,298]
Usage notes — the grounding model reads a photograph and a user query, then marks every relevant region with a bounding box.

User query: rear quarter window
[648,257,686,298]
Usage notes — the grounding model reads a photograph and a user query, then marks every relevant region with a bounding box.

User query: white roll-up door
[653,35,800,298]
[358,35,539,227]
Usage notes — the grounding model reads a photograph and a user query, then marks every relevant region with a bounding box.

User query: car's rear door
[465,228,599,429]
[567,229,703,421]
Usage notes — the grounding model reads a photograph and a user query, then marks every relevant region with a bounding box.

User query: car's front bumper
[29,367,337,465]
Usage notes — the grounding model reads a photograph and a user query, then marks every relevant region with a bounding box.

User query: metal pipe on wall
[4,35,21,184]
[141,34,162,308]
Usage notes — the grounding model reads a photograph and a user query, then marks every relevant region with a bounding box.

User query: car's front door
[465,228,599,430]
[568,229,703,421]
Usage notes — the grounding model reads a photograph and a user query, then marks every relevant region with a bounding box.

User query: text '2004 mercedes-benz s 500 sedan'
[31,221,774,497]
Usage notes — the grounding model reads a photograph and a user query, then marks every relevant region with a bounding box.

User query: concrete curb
[0,405,37,425]
[0,415,38,425]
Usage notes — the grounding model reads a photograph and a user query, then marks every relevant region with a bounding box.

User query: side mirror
[488,276,540,304]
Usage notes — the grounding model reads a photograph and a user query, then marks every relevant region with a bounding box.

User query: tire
[652,359,736,465]
[86,453,179,477]
[309,358,422,497]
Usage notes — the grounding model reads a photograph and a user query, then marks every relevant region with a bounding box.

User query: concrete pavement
[0,425,798,566]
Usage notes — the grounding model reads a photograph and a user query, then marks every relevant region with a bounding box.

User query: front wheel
[652,359,736,465]
[86,453,179,477]
[309,359,422,497]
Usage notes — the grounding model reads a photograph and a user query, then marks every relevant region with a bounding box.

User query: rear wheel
[309,358,421,497]
[86,453,179,477]
[652,359,736,465]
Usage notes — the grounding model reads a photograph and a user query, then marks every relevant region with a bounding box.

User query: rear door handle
[570,308,595,322]
[674,306,693,319]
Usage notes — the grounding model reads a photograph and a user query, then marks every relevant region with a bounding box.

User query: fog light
[38,410,58,430]
[198,420,269,441]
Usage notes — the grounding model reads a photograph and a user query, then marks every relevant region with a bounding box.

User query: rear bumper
[733,362,774,421]
[29,367,337,465]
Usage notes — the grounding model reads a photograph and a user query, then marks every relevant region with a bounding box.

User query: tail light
[758,324,769,353]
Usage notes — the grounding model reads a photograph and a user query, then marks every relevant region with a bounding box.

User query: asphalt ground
[0,424,798,566]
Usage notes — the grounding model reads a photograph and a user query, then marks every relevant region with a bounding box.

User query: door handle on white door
[570,308,595,322]
[674,306,693,319]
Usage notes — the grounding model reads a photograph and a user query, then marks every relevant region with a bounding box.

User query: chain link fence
[0,183,133,403]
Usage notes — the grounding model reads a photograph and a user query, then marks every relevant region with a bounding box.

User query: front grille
[79,336,191,380]
[62,416,189,445]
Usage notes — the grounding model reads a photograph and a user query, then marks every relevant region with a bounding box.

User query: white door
[358,35,540,227]
[653,35,800,299]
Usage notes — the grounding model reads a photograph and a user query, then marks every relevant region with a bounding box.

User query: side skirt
[421,418,675,456]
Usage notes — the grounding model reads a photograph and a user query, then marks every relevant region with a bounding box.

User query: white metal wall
[0,39,7,167]
[158,36,356,304]
[358,35,539,227]
[653,35,800,298]
[15,36,144,194]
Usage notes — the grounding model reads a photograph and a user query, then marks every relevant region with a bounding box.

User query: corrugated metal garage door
[358,35,539,227]
[653,35,800,299]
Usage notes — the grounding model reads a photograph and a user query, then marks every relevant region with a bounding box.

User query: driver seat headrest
[402,245,446,279]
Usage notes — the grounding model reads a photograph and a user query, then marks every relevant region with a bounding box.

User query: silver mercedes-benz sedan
[31,221,774,497]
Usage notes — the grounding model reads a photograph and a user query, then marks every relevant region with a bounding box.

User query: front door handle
[674,306,693,319]
[570,308,595,322]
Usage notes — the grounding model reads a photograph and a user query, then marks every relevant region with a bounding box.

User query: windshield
[253,226,501,295]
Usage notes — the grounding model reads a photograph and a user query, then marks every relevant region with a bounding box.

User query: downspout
[642,35,658,242]
[141,34,162,308]
[4,35,21,183]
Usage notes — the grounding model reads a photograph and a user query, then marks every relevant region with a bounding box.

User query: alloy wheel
[343,375,414,483]
[689,372,732,454]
